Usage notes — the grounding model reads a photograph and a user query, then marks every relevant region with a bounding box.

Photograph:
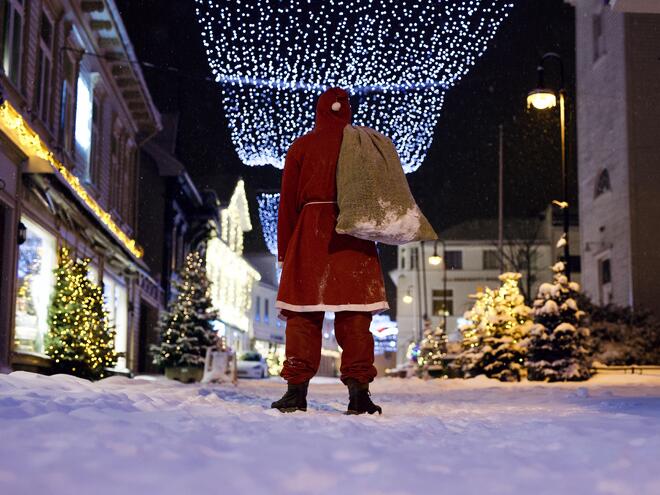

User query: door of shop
[138,301,160,374]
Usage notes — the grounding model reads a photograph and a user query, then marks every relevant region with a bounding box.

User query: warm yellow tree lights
[0,101,143,259]
[45,247,117,380]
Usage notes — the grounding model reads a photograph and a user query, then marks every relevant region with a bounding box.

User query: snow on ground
[1,372,660,495]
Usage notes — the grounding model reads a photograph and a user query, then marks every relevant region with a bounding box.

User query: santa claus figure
[272,87,388,415]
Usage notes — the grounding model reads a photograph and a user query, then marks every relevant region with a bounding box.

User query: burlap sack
[335,125,438,245]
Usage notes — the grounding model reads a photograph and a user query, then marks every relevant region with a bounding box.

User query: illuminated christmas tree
[456,273,532,381]
[455,288,492,377]
[46,247,117,380]
[418,320,449,376]
[526,262,592,381]
[152,251,219,370]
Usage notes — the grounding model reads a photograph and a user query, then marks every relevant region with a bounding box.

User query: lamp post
[527,52,571,279]
[428,239,448,330]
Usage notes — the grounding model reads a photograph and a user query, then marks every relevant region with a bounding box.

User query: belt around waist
[303,201,337,206]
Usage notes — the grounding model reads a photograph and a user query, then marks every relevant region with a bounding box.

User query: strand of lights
[0,101,144,259]
[195,0,513,173]
[257,193,280,256]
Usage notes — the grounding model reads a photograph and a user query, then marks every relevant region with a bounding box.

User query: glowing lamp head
[428,255,442,266]
[527,89,557,110]
[403,294,413,304]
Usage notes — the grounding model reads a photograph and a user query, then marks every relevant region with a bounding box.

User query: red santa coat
[276,88,389,315]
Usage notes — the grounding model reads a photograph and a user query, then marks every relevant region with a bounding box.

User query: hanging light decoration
[195,0,513,173]
[257,193,280,256]
[195,0,514,254]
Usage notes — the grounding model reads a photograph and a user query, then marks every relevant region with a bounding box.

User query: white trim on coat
[275,300,390,316]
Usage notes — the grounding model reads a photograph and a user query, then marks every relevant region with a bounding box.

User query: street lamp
[403,286,413,305]
[428,239,448,331]
[428,243,442,266]
[527,52,571,279]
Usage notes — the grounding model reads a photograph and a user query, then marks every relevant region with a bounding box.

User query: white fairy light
[257,193,280,256]
[194,0,514,173]
[195,1,514,250]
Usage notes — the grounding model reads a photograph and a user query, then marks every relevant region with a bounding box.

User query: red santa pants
[280,311,377,385]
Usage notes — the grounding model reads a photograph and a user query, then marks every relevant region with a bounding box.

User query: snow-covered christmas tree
[455,287,496,378]
[418,320,449,376]
[456,273,532,381]
[152,251,219,371]
[526,262,592,381]
[46,247,117,380]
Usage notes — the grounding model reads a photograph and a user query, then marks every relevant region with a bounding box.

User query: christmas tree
[46,247,117,380]
[526,262,592,381]
[454,287,497,378]
[456,273,532,381]
[418,320,448,376]
[152,251,219,369]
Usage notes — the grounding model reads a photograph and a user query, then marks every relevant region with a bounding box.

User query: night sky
[117,0,576,306]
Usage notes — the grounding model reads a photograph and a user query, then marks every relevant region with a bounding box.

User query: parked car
[236,351,269,379]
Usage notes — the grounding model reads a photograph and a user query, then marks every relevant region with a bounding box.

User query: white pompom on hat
[331,101,341,112]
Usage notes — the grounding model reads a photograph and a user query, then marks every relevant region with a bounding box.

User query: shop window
[432,289,453,317]
[14,217,56,354]
[2,0,24,88]
[35,10,54,127]
[103,273,128,370]
[444,250,463,270]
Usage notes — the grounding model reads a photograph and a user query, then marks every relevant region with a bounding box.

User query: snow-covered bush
[582,298,660,365]
[526,262,591,381]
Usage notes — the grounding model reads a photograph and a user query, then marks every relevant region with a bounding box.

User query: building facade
[390,209,580,364]
[569,0,660,316]
[247,253,285,359]
[206,180,261,353]
[136,114,222,373]
[0,0,160,373]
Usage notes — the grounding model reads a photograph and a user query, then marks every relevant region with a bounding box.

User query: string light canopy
[195,0,513,173]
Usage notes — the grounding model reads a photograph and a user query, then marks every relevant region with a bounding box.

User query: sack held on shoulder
[335,125,438,245]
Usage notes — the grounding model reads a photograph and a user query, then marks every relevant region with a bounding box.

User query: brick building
[0,0,160,373]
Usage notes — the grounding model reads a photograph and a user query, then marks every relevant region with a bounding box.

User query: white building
[390,208,579,364]
[206,180,261,353]
[247,253,285,359]
[567,0,660,317]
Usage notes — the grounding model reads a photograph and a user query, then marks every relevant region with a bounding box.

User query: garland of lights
[195,0,513,173]
[257,193,280,255]
[195,1,514,253]
[0,102,143,259]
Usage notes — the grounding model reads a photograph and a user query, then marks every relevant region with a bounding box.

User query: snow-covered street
[1,372,659,495]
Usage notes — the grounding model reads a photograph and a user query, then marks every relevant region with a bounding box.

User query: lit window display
[103,273,128,370]
[14,217,57,354]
